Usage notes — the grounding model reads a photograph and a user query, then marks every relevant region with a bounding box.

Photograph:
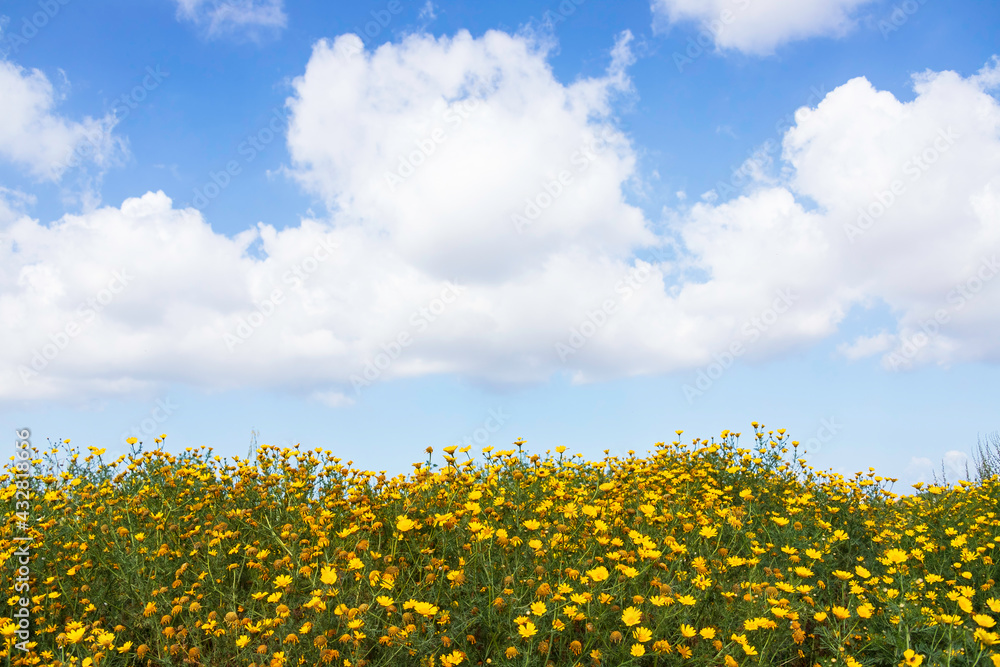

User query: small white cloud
[0,60,125,181]
[651,0,879,55]
[173,0,287,41]
[716,124,737,139]
[973,55,1000,90]
[904,456,934,484]
[836,332,893,360]
[941,450,970,481]
[311,390,356,408]
[419,1,437,21]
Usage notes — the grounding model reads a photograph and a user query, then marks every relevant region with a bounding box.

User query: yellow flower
[412,601,439,617]
[959,598,974,614]
[376,596,394,608]
[973,628,999,646]
[274,574,293,588]
[857,604,874,619]
[66,627,86,644]
[523,519,541,530]
[530,602,547,617]
[832,606,850,620]
[621,606,642,627]
[884,549,908,565]
[518,622,537,639]
[396,516,416,532]
[587,566,610,582]
[320,566,338,585]
[814,612,828,622]
[700,627,717,639]
[901,649,924,666]
[974,614,997,628]
[633,627,652,643]
[630,643,646,657]
[680,624,696,638]
[440,649,465,666]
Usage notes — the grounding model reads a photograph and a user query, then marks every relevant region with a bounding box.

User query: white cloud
[173,0,287,40]
[1,32,999,405]
[836,331,893,360]
[0,60,125,182]
[907,450,972,487]
[285,29,648,283]
[419,1,437,21]
[941,450,971,482]
[310,390,356,408]
[651,0,879,55]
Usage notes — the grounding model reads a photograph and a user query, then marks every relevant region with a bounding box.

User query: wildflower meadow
[2,424,1000,667]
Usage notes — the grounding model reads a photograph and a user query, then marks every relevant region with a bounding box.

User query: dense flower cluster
[2,424,999,666]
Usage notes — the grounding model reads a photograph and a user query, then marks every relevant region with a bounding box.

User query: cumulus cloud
[651,0,879,55]
[173,0,287,41]
[1,30,999,405]
[0,60,125,182]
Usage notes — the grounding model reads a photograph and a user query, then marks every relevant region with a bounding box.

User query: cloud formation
[0,60,125,182]
[651,0,879,55]
[1,29,998,407]
[173,0,287,41]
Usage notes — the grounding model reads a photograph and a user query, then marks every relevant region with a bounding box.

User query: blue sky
[2,0,998,491]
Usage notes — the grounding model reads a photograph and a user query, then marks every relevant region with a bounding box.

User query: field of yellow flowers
[2,423,1000,667]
